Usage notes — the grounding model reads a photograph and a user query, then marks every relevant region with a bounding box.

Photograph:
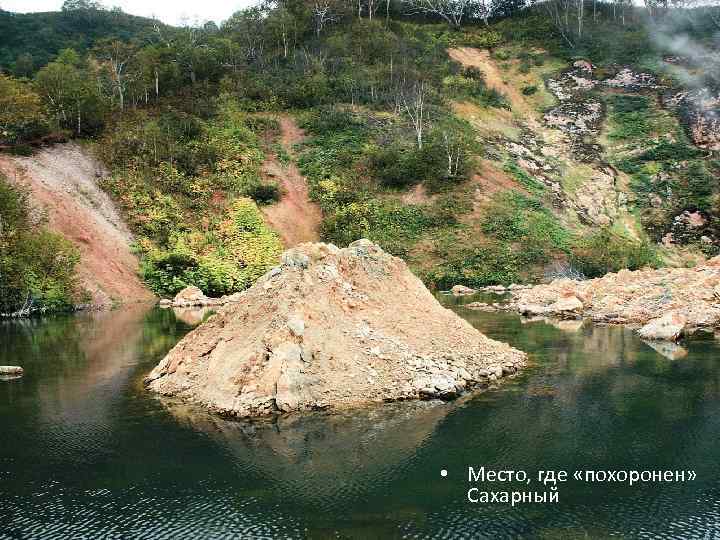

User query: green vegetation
[0,175,80,314]
[570,228,660,278]
[605,93,719,246]
[0,2,161,74]
[426,190,660,287]
[2,0,720,312]
[98,100,283,297]
[426,191,571,288]
[0,74,50,146]
[139,198,282,297]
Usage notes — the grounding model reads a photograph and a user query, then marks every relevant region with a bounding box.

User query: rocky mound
[506,257,720,340]
[145,240,526,417]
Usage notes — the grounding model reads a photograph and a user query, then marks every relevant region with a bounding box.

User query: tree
[312,0,339,35]
[543,0,580,47]
[13,53,34,78]
[0,75,50,145]
[401,0,475,27]
[94,39,135,111]
[400,80,427,149]
[35,49,105,135]
[223,8,267,65]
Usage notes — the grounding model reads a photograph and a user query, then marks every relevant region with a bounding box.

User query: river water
[1,296,719,538]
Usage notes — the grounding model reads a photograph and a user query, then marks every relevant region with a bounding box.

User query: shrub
[0,175,79,313]
[140,198,282,297]
[425,241,521,289]
[245,181,281,204]
[0,74,50,145]
[569,228,660,278]
[368,143,445,189]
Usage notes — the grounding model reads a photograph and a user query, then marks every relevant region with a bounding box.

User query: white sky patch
[0,0,257,25]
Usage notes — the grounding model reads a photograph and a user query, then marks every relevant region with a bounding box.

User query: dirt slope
[260,116,322,247]
[448,47,540,125]
[0,143,153,306]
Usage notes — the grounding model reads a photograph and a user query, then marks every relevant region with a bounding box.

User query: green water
[1,296,719,539]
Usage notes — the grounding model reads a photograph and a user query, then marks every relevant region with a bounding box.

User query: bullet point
[441,469,448,477]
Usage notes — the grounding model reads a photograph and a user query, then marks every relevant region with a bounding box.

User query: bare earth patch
[0,143,153,306]
[260,116,322,247]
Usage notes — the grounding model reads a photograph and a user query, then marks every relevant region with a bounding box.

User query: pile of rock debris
[146,240,526,417]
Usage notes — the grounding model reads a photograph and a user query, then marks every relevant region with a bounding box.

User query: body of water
[1,297,719,538]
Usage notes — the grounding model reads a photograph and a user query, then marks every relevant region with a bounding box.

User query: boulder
[637,311,687,341]
[146,240,526,417]
[173,286,208,306]
[451,284,476,296]
[0,366,23,376]
[547,295,584,318]
[161,286,246,309]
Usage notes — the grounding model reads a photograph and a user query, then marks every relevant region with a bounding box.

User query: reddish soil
[0,144,154,307]
[260,116,322,247]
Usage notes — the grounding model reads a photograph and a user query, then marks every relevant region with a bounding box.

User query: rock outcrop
[504,257,720,339]
[146,240,526,417]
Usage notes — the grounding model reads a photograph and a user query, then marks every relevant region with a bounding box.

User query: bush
[0,175,79,313]
[321,199,432,256]
[0,74,50,145]
[368,143,445,189]
[140,198,282,297]
[570,228,660,278]
[245,182,281,204]
[425,241,521,289]
[481,191,570,259]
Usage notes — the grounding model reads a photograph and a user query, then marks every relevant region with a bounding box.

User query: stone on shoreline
[0,366,23,376]
[507,256,720,340]
[146,240,526,417]
[451,284,476,296]
[638,311,687,342]
[159,286,245,308]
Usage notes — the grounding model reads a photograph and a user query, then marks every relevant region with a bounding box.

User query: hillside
[0,6,161,75]
[1,1,719,313]
[0,144,153,307]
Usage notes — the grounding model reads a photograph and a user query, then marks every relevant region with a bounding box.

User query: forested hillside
[0,2,162,75]
[1,0,719,314]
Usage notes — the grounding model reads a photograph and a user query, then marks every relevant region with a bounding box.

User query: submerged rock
[146,240,526,417]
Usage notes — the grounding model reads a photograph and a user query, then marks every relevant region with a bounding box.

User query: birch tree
[401,81,427,149]
[401,0,474,27]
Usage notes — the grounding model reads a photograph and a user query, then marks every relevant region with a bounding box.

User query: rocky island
[145,240,526,417]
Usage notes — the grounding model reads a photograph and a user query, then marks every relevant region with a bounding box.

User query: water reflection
[1,300,720,538]
[169,306,215,326]
[165,399,454,506]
